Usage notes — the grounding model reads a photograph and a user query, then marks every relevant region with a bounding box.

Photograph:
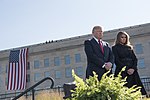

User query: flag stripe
[20,50,23,90]
[7,48,28,90]
[15,63,18,90]
[12,63,16,90]
[24,48,27,89]
[17,64,19,89]
[7,63,12,90]
[19,58,22,90]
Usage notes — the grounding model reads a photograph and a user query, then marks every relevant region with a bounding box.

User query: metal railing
[12,77,54,100]
[141,77,150,92]
[0,86,63,100]
[0,77,150,99]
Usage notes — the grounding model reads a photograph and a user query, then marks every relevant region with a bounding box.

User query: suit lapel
[91,38,104,54]
[101,41,105,54]
[102,41,109,57]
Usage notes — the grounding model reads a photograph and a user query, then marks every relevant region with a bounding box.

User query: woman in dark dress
[112,31,147,95]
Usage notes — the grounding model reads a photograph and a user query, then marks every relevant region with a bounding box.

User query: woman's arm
[112,46,125,69]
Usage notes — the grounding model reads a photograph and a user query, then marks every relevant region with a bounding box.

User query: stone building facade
[0,23,150,94]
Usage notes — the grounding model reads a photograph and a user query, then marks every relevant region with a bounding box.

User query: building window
[6,65,8,73]
[138,58,145,68]
[0,65,4,74]
[55,70,61,79]
[5,77,8,86]
[65,55,71,65]
[27,74,30,82]
[27,62,30,70]
[34,60,40,69]
[65,67,72,78]
[34,73,42,82]
[44,71,50,78]
[54,57,60,66]
[0,77,2,88]
[135,44,143,54]
[0,65,2,74]
[75,53,81,63]
[0,78,2,87]
[149,42,150,51]
[76,66,83,76]
[44,58,50,67]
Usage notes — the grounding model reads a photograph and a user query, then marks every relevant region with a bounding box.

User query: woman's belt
[121,58,132,61]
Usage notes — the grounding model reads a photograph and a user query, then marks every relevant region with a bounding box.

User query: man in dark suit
[84,26,114,80]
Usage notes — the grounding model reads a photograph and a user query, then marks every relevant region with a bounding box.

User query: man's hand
[127,68,135,75]
[104,62,112,70]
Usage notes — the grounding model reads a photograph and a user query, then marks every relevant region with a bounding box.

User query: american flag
[7,48,28,90]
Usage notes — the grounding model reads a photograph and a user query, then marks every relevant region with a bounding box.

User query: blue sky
[0,0,150,51]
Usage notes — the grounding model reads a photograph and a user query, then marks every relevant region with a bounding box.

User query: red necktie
[98,40,104,54]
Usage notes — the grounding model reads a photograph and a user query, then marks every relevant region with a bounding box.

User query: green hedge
[69,67,142,100]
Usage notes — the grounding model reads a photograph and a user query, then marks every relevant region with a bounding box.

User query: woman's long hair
[114,31,133,49]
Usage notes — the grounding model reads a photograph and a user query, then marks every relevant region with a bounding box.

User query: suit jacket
[84,38,114,80]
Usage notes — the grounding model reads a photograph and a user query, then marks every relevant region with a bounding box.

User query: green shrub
[69,67,142,100]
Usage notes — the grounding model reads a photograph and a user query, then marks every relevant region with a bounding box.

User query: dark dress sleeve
[112,46,126,70]
[84,40,105,67]
[130,50,138,70]
[107,43,114,65]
